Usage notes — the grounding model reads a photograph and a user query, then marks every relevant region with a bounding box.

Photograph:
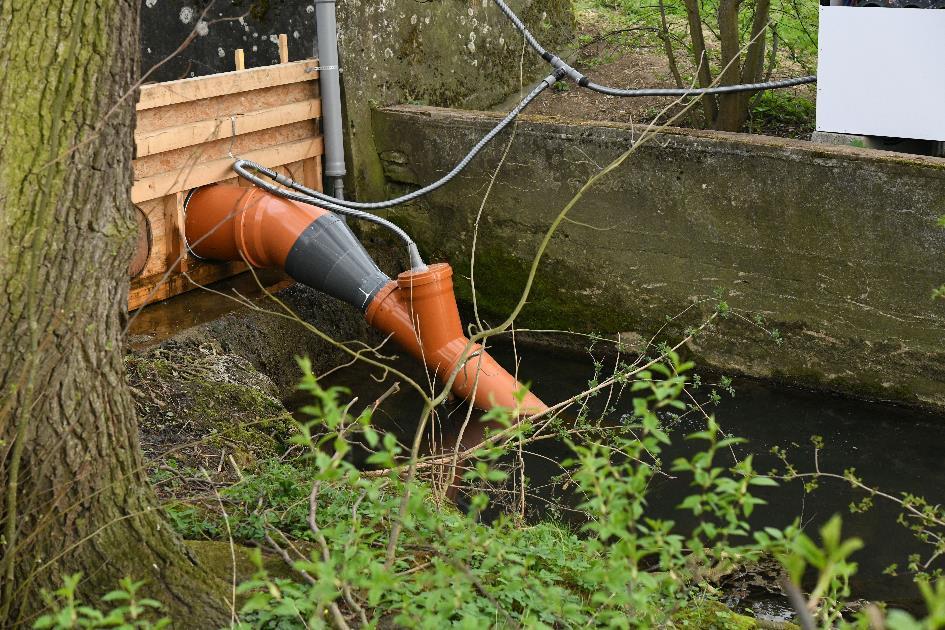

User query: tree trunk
[714,0,770,131]
[681,0,718,127]
[714,0,746,131]
[0,1,227,627]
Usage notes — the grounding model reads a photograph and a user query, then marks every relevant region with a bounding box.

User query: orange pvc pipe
[366,263,548,418]
[187,185,548,424]
[185,184,326,268]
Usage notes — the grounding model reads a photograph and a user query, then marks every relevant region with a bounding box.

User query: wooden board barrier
[129,51,323,311]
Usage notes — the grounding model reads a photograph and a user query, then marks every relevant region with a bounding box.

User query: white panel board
[817,6,945,141]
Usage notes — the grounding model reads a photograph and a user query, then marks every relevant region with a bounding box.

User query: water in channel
[309,337,945,617]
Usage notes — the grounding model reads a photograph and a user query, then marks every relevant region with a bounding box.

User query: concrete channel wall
[372,105,945,410]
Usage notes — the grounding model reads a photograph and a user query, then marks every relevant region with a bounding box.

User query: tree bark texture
[0,1,227,627]
[681,0,718,127]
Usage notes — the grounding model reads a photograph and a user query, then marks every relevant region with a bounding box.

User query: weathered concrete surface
[337,0,574,199]
[373,105,945,409]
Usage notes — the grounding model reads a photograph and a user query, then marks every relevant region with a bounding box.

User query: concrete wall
[372,105,945,410]
[336,0,574,199]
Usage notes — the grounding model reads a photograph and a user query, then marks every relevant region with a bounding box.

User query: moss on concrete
[451,244,633,334]
[184,540,298,585]
[674,600,797,629]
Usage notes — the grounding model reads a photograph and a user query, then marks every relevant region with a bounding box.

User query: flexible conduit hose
[240,71,563,213]
[227,0,815,259]
[583,75,817,96]
[491,0,816,96]
[232,160,428,270]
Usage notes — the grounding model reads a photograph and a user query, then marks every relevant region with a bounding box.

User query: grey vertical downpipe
[315,0,347,201]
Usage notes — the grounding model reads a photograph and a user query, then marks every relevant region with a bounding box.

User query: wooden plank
[278,34,289,64]
[128,267,295,312]
[135,99,321,157]
[136,82,318,133]
[132,136,324,203]
[137,198,167,278]
[277,160,304,183]
[235,49,245,71]
[302,155,322,191]
[134,120,318,179]
[137,59,319,110]
[129,206,152,277]
[163,193,186,273]
[128,261,247,310]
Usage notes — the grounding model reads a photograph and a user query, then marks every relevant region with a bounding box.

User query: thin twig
[779,576,815,630]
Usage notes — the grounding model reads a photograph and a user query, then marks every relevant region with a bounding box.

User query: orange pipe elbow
[185,185,327,268]
[366,263,548,417]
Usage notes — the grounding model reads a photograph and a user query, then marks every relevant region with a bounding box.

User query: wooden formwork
[128,51,324,310]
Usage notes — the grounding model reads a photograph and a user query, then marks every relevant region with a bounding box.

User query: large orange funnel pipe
[185,184,548,426]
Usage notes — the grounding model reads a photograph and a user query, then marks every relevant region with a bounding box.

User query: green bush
[33,575,169,629]
[39,356,945,628]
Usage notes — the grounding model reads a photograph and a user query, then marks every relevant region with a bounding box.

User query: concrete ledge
[373,105,945,410]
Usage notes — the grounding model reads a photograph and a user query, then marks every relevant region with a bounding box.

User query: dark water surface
[313,339,945,612]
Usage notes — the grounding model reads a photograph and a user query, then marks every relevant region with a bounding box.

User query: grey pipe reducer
[284,213,391,311]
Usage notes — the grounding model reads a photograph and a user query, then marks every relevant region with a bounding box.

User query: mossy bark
[0,1,227,626]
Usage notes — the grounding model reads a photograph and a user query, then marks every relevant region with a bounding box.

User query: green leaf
[749,476,779,487]
[101,590,130,602]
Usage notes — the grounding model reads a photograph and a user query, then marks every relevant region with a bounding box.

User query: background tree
[0,0,227,625]
[611,0,817,132]
[682,0,771,130]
